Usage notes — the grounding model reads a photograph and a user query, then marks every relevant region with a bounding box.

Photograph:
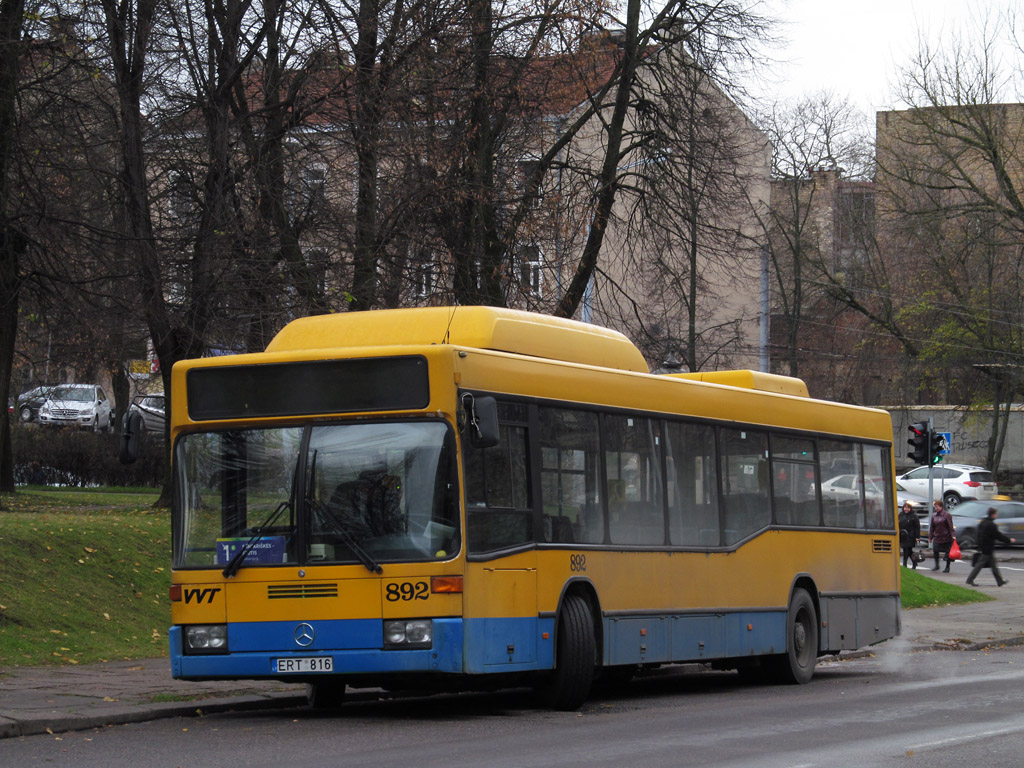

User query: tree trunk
[0,0,25,494]
[554,0,640,319]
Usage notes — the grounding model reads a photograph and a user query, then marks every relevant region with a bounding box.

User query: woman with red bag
[929,500,956,573]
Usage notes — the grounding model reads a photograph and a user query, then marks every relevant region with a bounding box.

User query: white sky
[761,0,995,115]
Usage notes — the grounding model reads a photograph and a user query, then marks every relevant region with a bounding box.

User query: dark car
[919,499,1024,549]
[128,394,166,434]
[16,385,56,423]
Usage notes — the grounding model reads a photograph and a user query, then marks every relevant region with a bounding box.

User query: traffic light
[928,429,945,465]
[908,421,929,465]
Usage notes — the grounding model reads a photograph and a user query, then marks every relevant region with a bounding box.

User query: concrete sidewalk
[3,558,1023,739]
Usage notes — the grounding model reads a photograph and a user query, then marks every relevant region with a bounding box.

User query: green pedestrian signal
[928,429,945,465]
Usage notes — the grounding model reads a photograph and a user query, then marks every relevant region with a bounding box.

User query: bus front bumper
[169,618,464,680]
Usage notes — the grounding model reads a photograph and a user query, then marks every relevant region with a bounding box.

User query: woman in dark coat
[929,500,956,573]
[899,501,921,568]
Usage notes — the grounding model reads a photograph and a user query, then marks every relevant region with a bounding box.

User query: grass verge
[900,566,993,608]
[0,487,169,667]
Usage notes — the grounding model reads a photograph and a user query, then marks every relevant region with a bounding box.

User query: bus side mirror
[462,394,499,449]
[119,410,142,465]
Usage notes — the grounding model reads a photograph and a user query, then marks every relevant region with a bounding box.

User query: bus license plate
[273,657,333,673]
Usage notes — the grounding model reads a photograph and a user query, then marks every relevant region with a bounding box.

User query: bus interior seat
[548,514,573,544]
[773,497,793,525]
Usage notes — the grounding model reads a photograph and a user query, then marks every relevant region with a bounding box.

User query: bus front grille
[267,584,339,599]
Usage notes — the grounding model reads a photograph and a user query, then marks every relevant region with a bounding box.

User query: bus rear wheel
[306,679,346,709]
[535,594,596,710]
[765,588,818,685]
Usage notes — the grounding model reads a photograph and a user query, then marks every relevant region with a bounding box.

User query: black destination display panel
[187,356,429,420]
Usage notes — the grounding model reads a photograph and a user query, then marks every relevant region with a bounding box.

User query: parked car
[918,499,1024,548]
[38,384,113,430]
[896,482,930,517]
[16,385,56,423]
[128,394,165,434]
[819,474,886,502]
[895,464,998,510]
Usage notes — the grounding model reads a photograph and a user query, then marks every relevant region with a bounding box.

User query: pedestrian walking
[929,500,956,572]
[966,507,1015,586]
[899,501,921,568]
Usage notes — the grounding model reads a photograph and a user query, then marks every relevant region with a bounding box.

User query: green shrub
[12,425,166,487]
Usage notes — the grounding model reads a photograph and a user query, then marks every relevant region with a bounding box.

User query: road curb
[913,634,1024,652]
[0,692,309,739]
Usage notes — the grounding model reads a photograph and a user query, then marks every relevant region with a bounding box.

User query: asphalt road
[4,647,1024,767]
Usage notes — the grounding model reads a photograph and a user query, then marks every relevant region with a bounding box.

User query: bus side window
[862,444,892,529]
[464,415,532,554]
[604,414,664,545]
[666,421,719,547]
[770,434,820,527]
[719,428,770,546]
[820,440,862,529]
[539,407,603,545]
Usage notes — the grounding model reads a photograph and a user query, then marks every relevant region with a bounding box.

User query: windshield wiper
[222,500,292,578]
[307,497,383,574]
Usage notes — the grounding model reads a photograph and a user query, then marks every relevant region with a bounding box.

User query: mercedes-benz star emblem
[294,623,315,647]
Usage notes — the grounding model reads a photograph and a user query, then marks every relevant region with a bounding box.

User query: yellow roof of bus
[265,306,650,373]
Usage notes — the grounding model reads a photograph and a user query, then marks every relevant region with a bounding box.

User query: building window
[519,245,542,297]
[168,172,193,220]
[291,161,326,216]
[305,249,329,294]
[517,159,543,208]
[415,260,435,297]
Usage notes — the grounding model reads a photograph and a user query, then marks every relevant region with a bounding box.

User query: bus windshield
[174,421,459,569]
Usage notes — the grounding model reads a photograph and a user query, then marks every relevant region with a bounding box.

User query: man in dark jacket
[966,507,1015,586]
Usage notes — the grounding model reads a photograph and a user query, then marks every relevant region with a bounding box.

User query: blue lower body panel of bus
[170,609,794,681]
[603,610,788,665]
[170,618,466,680]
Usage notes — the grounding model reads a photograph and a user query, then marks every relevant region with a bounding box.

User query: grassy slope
[0,487,988,667]
[0,487,169,666]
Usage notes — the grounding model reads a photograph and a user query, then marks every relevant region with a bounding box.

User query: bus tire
[536,594,596,710]
[306,680,346,709]
[766,588,818,685]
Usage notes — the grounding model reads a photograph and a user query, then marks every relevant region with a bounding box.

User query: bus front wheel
[766,588,818,685]
[536,594,596,710]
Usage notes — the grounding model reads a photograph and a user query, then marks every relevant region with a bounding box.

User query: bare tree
[751,92,874,378]
[605,43,771,372]
[869,4,1024,467]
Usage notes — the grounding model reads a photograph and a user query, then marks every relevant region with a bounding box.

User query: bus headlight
[383,619,432,649]
[184,624,229,653]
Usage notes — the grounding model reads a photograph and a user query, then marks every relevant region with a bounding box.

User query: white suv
[38,384,113,430]
[895,464,998,510]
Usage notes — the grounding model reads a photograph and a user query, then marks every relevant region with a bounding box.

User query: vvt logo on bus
[184,587,222,604]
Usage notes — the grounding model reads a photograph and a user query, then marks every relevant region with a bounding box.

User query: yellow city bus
[163,306,899,710]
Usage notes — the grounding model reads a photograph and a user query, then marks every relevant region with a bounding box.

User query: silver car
[38,384,113,430]
[128,394,166,434]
